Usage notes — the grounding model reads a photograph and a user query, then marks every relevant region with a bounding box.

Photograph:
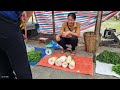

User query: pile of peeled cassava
[48,55,75,69]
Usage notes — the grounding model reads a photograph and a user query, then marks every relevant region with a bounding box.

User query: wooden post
[93,11,103,63]
[23,22,28,43]
[94,11,103,50]
[52,11,55,39]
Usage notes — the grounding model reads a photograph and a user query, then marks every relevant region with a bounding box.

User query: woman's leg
[57,37,68,50]
[70,36,78,51]
[0,48,16,79]
[0,17,32,79]
[5,33,32,79]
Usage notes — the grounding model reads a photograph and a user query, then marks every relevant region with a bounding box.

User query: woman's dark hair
[68,13,76,20]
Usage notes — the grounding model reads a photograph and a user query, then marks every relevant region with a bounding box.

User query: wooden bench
[38,37,49,44]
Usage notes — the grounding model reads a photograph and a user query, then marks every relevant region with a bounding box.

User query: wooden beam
[52,11,55,39]
[94,11,103,50]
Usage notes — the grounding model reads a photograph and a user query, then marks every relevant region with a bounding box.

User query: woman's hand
[56,35,60,41]
[66,31,71,35]
[62,31,71,37]
[20,11,29,23]
[20,11,33,23]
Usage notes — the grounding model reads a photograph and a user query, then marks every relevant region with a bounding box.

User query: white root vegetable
[69,59,75,69]
[66,55,72,64]
[48,57,57,65]
[55,58,62,66]
[62,61,68,68]
[59,56,67,62]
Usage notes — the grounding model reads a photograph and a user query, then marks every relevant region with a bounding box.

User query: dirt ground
[25,13,120,79]
[26,38,120,79]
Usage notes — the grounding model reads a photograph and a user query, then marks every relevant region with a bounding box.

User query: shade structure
[34,11,118,34]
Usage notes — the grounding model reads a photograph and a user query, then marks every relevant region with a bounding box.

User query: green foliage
[112,64,120,75]
[101,17,120,32]
[96,50,120,65]
[27,50,42,62]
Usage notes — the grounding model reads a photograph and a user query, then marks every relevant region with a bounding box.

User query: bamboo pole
[52,11,55,39]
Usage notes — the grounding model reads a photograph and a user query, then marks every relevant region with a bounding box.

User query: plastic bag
[49,41,60,50]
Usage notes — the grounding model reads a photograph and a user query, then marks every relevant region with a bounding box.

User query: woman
[56,13,80,55]
[0,11,33,79]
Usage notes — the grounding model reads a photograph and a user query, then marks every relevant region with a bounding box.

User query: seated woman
[56,13,80,55]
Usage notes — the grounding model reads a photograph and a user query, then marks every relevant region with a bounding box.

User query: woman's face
[68,16,75,26]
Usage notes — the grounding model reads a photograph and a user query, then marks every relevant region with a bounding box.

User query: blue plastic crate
[34,47,46,59]
[29,47,47,66]
[29,61,38,66]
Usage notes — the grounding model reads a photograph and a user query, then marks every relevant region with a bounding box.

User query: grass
[102,17,120,32]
